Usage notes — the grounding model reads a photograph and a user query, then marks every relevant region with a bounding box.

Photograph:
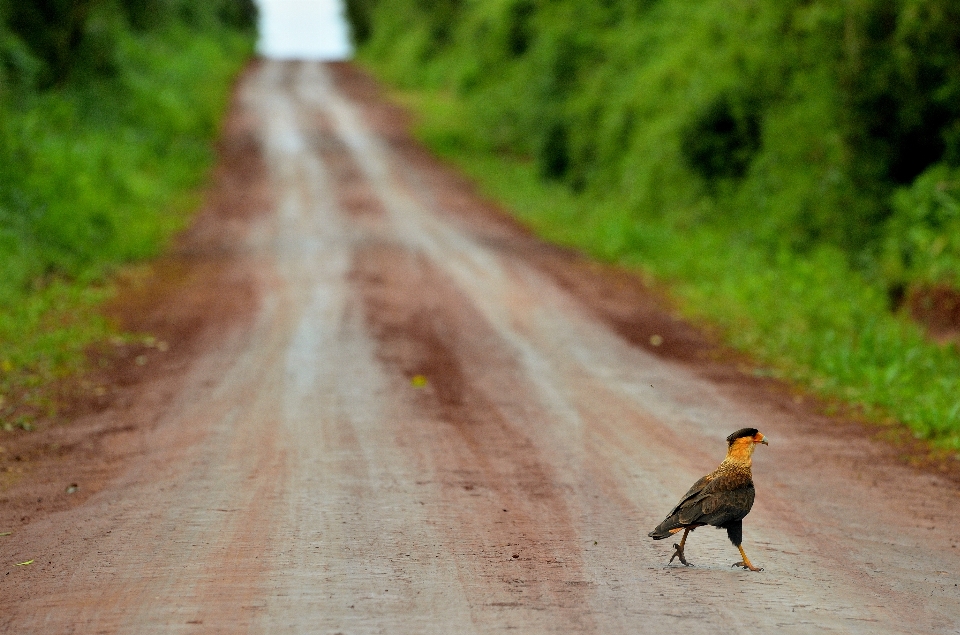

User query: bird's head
[724,428,768,463]
[726,427,768,446]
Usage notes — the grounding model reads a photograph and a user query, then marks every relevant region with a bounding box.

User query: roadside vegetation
[0,1,255,427]
[347,0,960,452]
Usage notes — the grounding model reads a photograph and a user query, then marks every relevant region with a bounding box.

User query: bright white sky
[256,0,353,60]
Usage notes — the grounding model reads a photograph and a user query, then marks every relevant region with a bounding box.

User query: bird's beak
[759,436,769,445]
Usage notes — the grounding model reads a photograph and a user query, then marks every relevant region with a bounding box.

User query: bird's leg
[732,544,763,572]
[669,527,693,566]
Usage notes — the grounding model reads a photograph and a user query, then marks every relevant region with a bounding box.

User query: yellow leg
[733,544,763,572]
[669,528,693,566]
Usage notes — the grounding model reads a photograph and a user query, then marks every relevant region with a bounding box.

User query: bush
[883,164,960,287]
[357,0,960,257]
[0,0,254,414]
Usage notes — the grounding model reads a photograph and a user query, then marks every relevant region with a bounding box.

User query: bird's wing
[666,474,714,518]
[676,470,755,527]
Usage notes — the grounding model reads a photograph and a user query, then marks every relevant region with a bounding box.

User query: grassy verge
[348,0,960,453]
[0,20,253,427]
[382,86,960,453]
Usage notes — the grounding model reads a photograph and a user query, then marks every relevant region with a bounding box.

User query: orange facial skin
[725,432,768,466]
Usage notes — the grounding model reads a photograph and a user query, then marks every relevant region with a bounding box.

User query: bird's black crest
[726,428,759,444]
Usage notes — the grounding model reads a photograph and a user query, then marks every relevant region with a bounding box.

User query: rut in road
[1,60,959,634]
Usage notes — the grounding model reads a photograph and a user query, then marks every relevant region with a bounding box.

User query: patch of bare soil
[905,283,960,342]
[350,243,597,627]
[0,63,268,535]
[326,61,960,485]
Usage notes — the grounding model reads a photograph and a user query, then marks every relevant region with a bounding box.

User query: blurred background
[0,0,353,427]
[345,0,960,452]
[0,0,263,422]
[1,1,960,452]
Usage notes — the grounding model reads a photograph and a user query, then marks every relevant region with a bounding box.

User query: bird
[648,427,768,571]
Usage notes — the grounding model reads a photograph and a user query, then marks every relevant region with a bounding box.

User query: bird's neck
[722,441,755,469]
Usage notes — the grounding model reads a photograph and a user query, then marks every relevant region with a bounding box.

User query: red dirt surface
[907,283,960,342]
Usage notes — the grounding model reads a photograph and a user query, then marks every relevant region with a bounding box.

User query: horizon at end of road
[256,0,353,61]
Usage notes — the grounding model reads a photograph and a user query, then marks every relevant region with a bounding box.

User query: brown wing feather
[666,474,713,517]
[648,466,755,539]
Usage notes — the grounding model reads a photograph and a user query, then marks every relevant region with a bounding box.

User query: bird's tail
[647,514,683,540]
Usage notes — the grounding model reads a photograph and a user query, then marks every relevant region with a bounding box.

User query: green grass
[385,86,960,452]
[0,21,253,425]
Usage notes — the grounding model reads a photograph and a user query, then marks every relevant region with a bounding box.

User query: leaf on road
[15,559,34,566]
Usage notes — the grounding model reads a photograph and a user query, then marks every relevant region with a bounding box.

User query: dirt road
[2,60,959,634]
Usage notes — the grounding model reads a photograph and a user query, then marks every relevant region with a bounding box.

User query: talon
[669,543,692,566]
[734,544,762,571]
[732,561,762,572]
[669,545,679,563]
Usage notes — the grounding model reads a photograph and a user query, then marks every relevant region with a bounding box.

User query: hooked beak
[759,436,769,445]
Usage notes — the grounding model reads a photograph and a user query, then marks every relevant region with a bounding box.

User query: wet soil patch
[305,110,387,222]
[350,245,473,424]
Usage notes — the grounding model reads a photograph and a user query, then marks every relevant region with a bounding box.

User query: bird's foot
[669,543,693,567]
[732,561,763,572]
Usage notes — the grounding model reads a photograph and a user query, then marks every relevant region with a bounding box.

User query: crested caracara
[648,428,768,571]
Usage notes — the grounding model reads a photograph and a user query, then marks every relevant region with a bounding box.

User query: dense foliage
[351,0,960,450]
[351,0,960,287]
[0,0,254,419]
